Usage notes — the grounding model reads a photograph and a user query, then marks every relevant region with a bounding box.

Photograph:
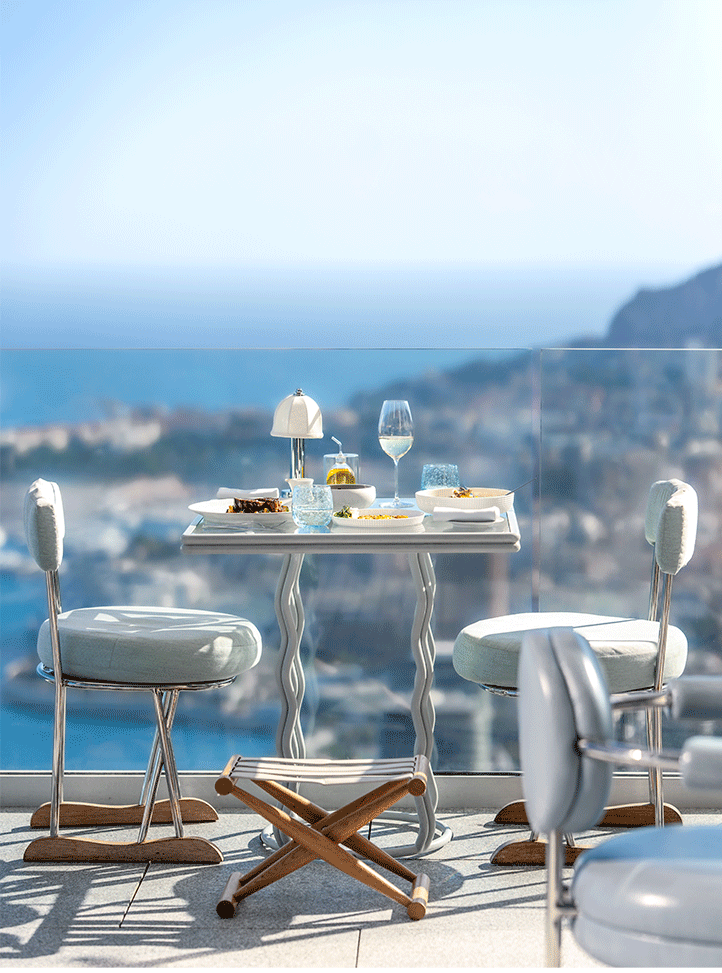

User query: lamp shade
[271,389,323,439]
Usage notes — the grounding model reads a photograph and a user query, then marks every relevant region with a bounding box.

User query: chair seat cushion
[453,612,688,693]
[38,605,262,685]
[571,825,722,967]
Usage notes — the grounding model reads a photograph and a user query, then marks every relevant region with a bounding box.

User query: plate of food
[331,506,425,529]
[189,497,293,526]
[415,486,514,515]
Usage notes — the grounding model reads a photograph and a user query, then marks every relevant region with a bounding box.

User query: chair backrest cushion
[24,478,65,572]
[519,628,613,835]
[655,480,697,575]
[644,478,684,544]
[644,478,697,574]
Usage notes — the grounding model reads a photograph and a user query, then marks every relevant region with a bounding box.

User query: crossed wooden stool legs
[215,754,432,921]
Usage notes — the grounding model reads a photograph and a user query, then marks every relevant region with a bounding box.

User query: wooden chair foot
[23,834,223,864]
[30,798,218,828]
[493,800,528,825]
[493,800,683,829]
[490,837,587,867]
[597,802,683,827]
[407,873,430,920]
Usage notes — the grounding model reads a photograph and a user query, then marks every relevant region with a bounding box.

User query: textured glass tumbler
[292,485,333,529]
[421,464,461,490]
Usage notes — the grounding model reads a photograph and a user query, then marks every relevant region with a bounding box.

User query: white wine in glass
[378,400,414,507]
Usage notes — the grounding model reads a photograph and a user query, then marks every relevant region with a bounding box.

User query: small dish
[415,487,514,515]
[329,483,377,511]
[331,507,424,529]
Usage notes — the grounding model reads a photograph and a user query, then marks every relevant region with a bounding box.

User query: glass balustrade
[1,347,720,775]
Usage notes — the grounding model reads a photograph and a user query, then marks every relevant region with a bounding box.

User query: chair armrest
[669,676,722,721]
[680,736,722,791]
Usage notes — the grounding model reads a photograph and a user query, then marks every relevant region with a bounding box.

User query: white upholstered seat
[38,605,261,686]
[454,611,688,694]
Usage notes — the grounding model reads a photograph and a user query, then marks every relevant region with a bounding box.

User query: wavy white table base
[267,551,451,858]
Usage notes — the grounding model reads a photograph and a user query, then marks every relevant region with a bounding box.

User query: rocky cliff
[607,263,722,347]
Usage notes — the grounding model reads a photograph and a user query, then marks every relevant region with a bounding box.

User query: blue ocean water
[2,261,645,353]
[0,347,506,427]
[2,260,689,426]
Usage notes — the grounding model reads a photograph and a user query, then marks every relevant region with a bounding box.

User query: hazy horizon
[2,1,720,349]
[2,257,710,349]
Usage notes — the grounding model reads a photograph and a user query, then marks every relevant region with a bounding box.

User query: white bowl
[415,487,514,515]
[329,483,376,511]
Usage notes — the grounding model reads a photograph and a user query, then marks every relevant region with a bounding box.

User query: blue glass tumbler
[421,464,461,490]
[292,485,333,530]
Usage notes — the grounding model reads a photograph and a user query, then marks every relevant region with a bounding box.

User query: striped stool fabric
[215,755,431,920]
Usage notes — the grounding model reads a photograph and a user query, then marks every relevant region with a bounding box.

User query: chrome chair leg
[546,829,564,968]
[49,678,67,838]
[137,690,180,843]
[647,705,665,827]
[152,689,184,838]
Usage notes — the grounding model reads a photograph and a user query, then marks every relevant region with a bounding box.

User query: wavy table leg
[380,554,452,858]
[274,553,306,761]
[268,553,306,848]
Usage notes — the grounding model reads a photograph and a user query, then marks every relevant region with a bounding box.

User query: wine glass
[378,400,414,507]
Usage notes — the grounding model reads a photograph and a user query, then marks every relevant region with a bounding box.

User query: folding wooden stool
[215,754,432,920]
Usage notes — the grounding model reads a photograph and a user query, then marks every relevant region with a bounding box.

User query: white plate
[415,487,514,514]
[189,498,293,526]
[331,508,425,529]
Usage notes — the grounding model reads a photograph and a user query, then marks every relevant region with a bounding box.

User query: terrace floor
[2,806,718,969]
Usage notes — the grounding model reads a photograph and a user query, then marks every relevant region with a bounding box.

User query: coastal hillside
[607,263,722,347]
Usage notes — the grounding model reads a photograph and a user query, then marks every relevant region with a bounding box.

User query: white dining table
[182,503,521,857]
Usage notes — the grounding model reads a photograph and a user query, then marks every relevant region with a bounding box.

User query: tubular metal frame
[545,734,687,968]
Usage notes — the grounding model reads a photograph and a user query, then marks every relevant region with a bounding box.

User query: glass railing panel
[1,347,535,773]
[540,347,722,754]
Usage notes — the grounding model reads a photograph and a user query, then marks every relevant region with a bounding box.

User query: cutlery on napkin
[216,487,280,499]
[432,506,500,522]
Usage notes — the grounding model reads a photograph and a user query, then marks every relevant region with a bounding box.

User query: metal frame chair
[518,627,722,967]
[453,478,698,864]
[23,478,262,864]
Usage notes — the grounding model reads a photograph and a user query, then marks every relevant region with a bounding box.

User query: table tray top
[181,507,521,554]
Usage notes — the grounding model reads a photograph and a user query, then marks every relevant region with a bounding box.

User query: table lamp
[271,389,323,479]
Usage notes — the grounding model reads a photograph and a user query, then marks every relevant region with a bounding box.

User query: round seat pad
[453,612,687,693]
[572,826,722,966]
[38,605,262,685]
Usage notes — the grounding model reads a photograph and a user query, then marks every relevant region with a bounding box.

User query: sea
[0,260,697,771]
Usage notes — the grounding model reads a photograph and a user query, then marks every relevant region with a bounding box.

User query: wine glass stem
[393,459,400,504]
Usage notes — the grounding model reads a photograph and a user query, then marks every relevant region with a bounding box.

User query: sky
[2,0,721,273]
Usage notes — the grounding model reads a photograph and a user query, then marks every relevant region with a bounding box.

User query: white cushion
[453,612,688,693]
[38,605,262,685]
[24,478,65,572]
[572,826,722,967]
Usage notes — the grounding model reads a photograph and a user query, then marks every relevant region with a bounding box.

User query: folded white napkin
[216,487,280,499]
[432,506,500,522]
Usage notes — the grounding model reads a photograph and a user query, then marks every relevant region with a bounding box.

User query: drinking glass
[378,400,414,507]
[421,464,461,490]
[291,485,333,530]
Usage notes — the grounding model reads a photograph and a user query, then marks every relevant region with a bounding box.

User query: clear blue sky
[2,0,721,272]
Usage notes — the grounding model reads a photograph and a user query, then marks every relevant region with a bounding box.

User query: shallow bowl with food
[415,487,514,515]
[329,483,377,511]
